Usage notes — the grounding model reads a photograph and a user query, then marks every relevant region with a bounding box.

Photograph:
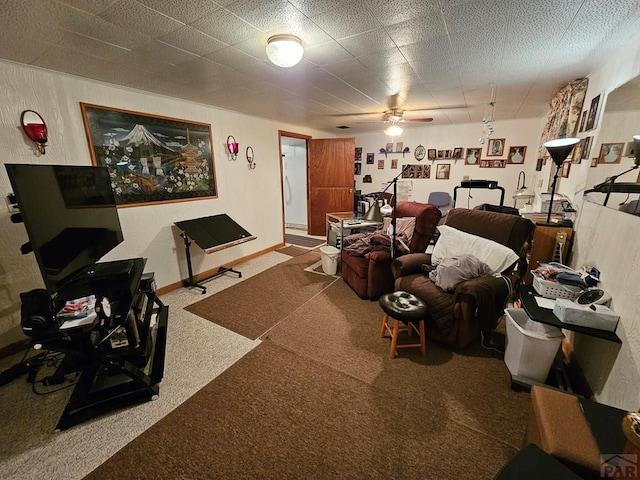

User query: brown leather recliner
[341,202,442,300]
[391,208,535,348]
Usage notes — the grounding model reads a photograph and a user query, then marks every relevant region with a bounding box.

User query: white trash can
[319,245,340,275]
[504,308,564,383]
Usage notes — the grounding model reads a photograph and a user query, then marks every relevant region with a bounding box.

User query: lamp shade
[363,201,383,223]
[266,35,303,67]
[543,137,580,166]
[384,124,403,137]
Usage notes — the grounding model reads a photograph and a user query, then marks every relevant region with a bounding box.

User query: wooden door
[308,138,355,236]
[525,225,574,284]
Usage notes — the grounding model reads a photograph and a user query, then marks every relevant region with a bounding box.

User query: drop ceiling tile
[303,41,353,66]
[85,62,150,87]
[189,11,262,45]
[0,34,57,65]
[98,1,185,39]
[356,48,409,71]
[226,0,307,32]
[321,57,369,77]
[287,0,344,18]
[31,45,105,79]
[131,41,200,67]
[109,49,176,74]
[205,46,265,70]
[384,14,448,48]
[136,0,225,24]
[311,0,382,40]
[158,26,228,56]
[338,29,396,57]
[58,0,121,14]
[55,31,131,62]
[363,0,440,27]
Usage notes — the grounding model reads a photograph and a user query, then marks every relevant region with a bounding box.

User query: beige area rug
[184,250,336,339]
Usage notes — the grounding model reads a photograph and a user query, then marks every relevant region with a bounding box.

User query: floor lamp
[543,138,580,223]
[378,165,411,259]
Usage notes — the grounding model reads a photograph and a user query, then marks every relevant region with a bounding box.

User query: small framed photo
[427,148,436,160]
[437,150,444,158]
[391,158,398,169]
[452,147,463,159]
[487,138,505,156]
[395,142,403,153]
[579,111,587,132]
[507,146,526,164]
[581,137,592,160]
[444,149,451,158]
[480,159,492,168]
[355,147,362,162]
[561,161,571,178]
[591,157,598,168]
[355,162,362,175]
[571,141,584,164]
[536,157,544,171]
[386,142,393,153]
[420,164,431,178]
[366,152,374,164]
[585,94,601,131]
[436,163,450,179]
[598,142,624,164]
[624,141,638,157]
[465,148,481,165]
[378,159,385,169]
[492,159,505,168]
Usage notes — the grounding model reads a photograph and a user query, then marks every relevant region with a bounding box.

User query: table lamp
[543,138,580,223]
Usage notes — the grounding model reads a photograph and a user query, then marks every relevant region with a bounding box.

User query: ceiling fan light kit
[266,34,304,67]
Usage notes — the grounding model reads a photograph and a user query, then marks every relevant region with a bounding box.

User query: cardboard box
[553,298,619,332]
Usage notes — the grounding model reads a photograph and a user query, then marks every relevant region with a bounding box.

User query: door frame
[278,130,311,239]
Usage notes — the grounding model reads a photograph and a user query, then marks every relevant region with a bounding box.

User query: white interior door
[281,136,308,230]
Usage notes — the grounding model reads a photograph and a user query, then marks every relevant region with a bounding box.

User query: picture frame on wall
[80,102,216,207]
[386,142,393,153]
[579,110,587,132]
[591,157,598,167]
[355,147,362,161]
[487,138,505,156]
[452,147,463,159]
[391,158,398,169]
[366,152,374,164]
[378,159,385,169]
[436,163,450,179]
[561,161,571,178]
[585,94,601,131]
[571,140,584,163]
[465,148,481,165]
[581,136,592,160]
[536,157,544,171]
[395,142,403,152]
[355,162,362,175]
[427,148,436,160]
[492,159,505,168]
[598,142,624,164]
[507,146,526,164]
[480,159,492,168]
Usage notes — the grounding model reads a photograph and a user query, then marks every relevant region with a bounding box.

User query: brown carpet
[85,341,519,480]
[275,245,311,257]
[87,268,531,479]
[184,250,336,339]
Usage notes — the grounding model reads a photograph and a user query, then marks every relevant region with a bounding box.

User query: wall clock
[414,145,426,161]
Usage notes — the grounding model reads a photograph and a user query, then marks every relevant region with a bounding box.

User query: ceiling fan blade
[403,118,433,123]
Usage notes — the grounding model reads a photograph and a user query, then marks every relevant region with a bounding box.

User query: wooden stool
[379,291,427,358]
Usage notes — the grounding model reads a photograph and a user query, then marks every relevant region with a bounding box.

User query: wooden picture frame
[579,110,587,132]
[598,142,624,164]
[354,162,362,175]
[571,140,584,164]
[591,157,598,167]
[581,136,592,160]
[492,159,506,168]
[465,148,481,165]
[507,146,526,164]
[391,158,398,169]
[80,102,216,207]
[378,159,385,169]
[386,142,393,153]
[452,147,463,159]
[427,148,436,160]
[487,138,505,156]
[355,147,362,162]
[585,94,601,131]
[561,161,571,178]
[480,159,492,168]
[366,152,374,164]
[436,163,450,179]
[536,157,544,171]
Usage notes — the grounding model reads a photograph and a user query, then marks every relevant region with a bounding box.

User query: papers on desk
[534,296,557,310]
[58,295,98,330]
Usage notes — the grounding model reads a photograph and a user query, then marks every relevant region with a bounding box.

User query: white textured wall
[353,118,547,209]
[0,60,331,349]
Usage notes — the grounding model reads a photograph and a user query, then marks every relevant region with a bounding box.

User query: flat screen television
[6,164,124,297]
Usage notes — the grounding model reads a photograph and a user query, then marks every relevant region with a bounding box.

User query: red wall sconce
[227,135,239,160]
[21,110,48,155]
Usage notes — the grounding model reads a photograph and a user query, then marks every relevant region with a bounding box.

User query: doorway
[280,132,310,233]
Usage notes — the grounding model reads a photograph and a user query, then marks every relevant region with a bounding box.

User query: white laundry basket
[504,308,564,383]
[319,245,340,275]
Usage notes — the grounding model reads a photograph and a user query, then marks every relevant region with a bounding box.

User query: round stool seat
[379,291,427,322]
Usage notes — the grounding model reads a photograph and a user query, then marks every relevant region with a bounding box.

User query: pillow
[382,217,416,243]
[431,225,519,274]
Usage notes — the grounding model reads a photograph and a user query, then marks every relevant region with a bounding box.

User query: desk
[325,212,383,249]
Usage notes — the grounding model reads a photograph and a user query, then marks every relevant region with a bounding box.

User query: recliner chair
[341,202,442,300]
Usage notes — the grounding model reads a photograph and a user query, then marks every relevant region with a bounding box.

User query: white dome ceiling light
[266,35,304,68]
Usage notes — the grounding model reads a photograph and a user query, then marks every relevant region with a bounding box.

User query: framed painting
[480,159,492,168]
[366,152,374,164]
[598,142,624,164]
[492,159,505,168]
[536,157,544,171]
[581,136,592,160]
[80,103,216,207]
[507,146,526,164]
[585,94,601,131]
[354,162,362,175]
[487,138,505,156]
[436,163,450,179]
[391,158,398,169]
[378,159,385,169]
[355,147,362,161]
[452,147,463,159]
[561,161,571,178]
[591,157,598,168]
[427,148,436,160]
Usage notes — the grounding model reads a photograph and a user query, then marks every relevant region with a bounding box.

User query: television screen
[6,164,124,296]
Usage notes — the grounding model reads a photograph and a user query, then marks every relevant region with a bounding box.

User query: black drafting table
[175,214,256,294]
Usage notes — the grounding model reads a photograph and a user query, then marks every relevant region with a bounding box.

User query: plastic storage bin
[319,245,340,275]
[504,308,564,383]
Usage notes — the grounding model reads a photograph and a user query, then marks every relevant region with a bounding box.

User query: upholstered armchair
[341,202,442,300]
[391,208,535,348]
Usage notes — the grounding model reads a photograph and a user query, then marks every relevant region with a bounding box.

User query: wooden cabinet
[525,224,574,284]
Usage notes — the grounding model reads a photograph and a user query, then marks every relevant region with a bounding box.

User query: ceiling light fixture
[384,124,403,137]
[266,34,304,68]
